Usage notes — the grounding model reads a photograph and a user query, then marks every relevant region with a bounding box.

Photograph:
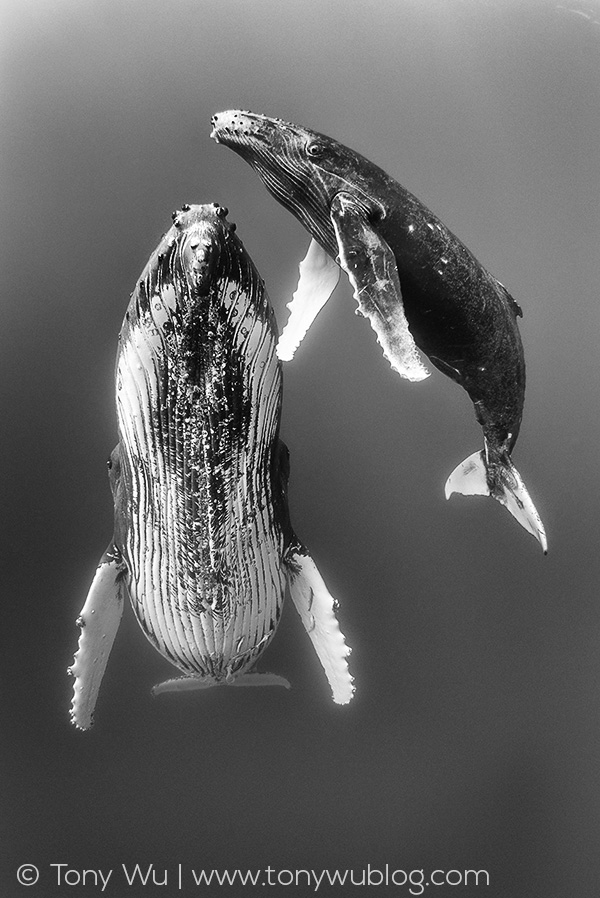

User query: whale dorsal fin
[276,238,340,361]
[330,192,429,383]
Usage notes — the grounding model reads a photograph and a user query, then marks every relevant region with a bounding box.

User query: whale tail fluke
[152,672,292,695]
[445,448,547,553]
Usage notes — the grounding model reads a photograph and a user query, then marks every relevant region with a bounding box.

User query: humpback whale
[211,111,547,552]
[69,203,353,729]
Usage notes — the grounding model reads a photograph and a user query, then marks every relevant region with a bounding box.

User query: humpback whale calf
[211,111,547,552]
[69,203,353,729]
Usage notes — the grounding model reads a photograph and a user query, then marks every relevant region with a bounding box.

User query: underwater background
[2,0,599,895]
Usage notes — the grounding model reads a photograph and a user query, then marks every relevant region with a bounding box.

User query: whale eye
[306,142,325,158]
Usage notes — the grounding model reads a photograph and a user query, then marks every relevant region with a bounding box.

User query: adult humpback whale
[211,110,547,552]
[69,203,353,729]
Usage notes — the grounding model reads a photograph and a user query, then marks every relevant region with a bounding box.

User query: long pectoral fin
[69,548,127,729]
[330,192,429,382]
[276,238,340,361]
[286,548,354,705]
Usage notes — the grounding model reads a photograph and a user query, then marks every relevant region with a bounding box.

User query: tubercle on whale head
[169,201,233,231]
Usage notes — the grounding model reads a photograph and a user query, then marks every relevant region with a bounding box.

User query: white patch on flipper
[287,551,354,705]
[330,193,429,383]
[152,673,291,694]
[69,553,126,729]
[276,239,340,361]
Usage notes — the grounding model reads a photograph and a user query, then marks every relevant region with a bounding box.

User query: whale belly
[116,208,286,682]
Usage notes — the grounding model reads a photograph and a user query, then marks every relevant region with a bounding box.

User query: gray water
[2,1,599,895]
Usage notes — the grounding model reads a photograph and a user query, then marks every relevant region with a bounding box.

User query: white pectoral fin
[69,548,127,729]
[330,193,429,382]
[287,549,354,705]
[276,238,340,361]
[445,450,548,553]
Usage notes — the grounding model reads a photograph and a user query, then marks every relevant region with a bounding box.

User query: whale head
[211,110,385,256]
